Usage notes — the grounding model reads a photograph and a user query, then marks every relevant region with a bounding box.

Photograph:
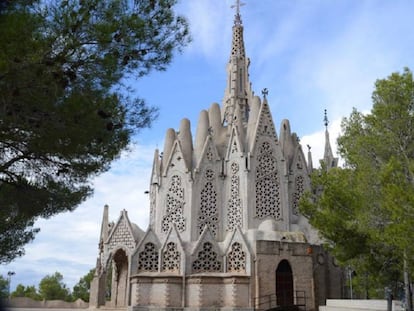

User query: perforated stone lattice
[231,162,239,174]
[161,175,186,233]
[192,242,222,273]
[206,147,214,161]
[138,242,159,272]
[227,242,246,273]
[162,242,180,272]
[108,217,135,252]
[292,175,304,216]
[231,27,245,58]
[255,142,281,219]
[205,169,215,180]
[197,170,218,236]
[227,162,243,231]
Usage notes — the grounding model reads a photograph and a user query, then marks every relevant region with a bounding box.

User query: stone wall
[255,240,315,310]
[130,275,251,310]
[5,297,88,309]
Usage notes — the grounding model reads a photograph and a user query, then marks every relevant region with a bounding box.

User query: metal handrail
[254,294,277,310]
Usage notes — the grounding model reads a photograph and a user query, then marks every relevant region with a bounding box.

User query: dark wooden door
[276,260,294,306]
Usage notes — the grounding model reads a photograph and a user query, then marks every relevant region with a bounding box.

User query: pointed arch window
[192,242,222,273]
[292,175,304,216]
[197,169,218,237]
[162,242,180,272]
[138,242,159,272]
[161,175,186,233]
[255,142,281,219]
[227,242,246,273]
[227,162,243,231]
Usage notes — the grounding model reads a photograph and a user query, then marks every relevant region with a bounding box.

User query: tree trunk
[404,254,412,311]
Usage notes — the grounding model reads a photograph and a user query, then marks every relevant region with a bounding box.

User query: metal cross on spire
[231,0,246,16]
[231,0,245,25]
[262,88,269,99]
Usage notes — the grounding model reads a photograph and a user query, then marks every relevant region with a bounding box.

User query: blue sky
[2,0,414,291]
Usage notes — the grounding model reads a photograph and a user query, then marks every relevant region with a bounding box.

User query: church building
[90,4,343,311]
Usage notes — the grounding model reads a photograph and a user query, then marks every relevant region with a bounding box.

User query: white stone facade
[90,9,343,311]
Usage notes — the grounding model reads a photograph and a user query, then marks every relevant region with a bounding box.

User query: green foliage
[301,68,414,297]
[300,168,369,262]
[0,275,9,299]
[11,284,41,300]
[38,272,71,301]
[72,268,95,302]
[0,0,190,263]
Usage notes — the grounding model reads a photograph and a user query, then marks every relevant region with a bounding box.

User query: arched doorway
[111,249,129,307]
[276,259,294,306]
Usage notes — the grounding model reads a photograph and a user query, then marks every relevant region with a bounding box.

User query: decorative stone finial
[323,109,329,129]
[262,88,268,99]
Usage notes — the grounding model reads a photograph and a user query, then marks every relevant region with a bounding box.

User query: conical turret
[194,110,210,162]
[162,128,176,174]
[178,118,193,170]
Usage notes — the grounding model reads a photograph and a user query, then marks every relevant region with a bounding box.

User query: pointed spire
[150,148,160,185]
[223,0,252,126]
[99,204,109,248]
[322,110,338,170]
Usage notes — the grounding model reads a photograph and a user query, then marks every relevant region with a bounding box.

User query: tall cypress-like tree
[0,0,190,263]
[301,68,414,301]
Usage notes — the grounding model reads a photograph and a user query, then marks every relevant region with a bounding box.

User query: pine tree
[301,68,414,302]
[0,0,190,263]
